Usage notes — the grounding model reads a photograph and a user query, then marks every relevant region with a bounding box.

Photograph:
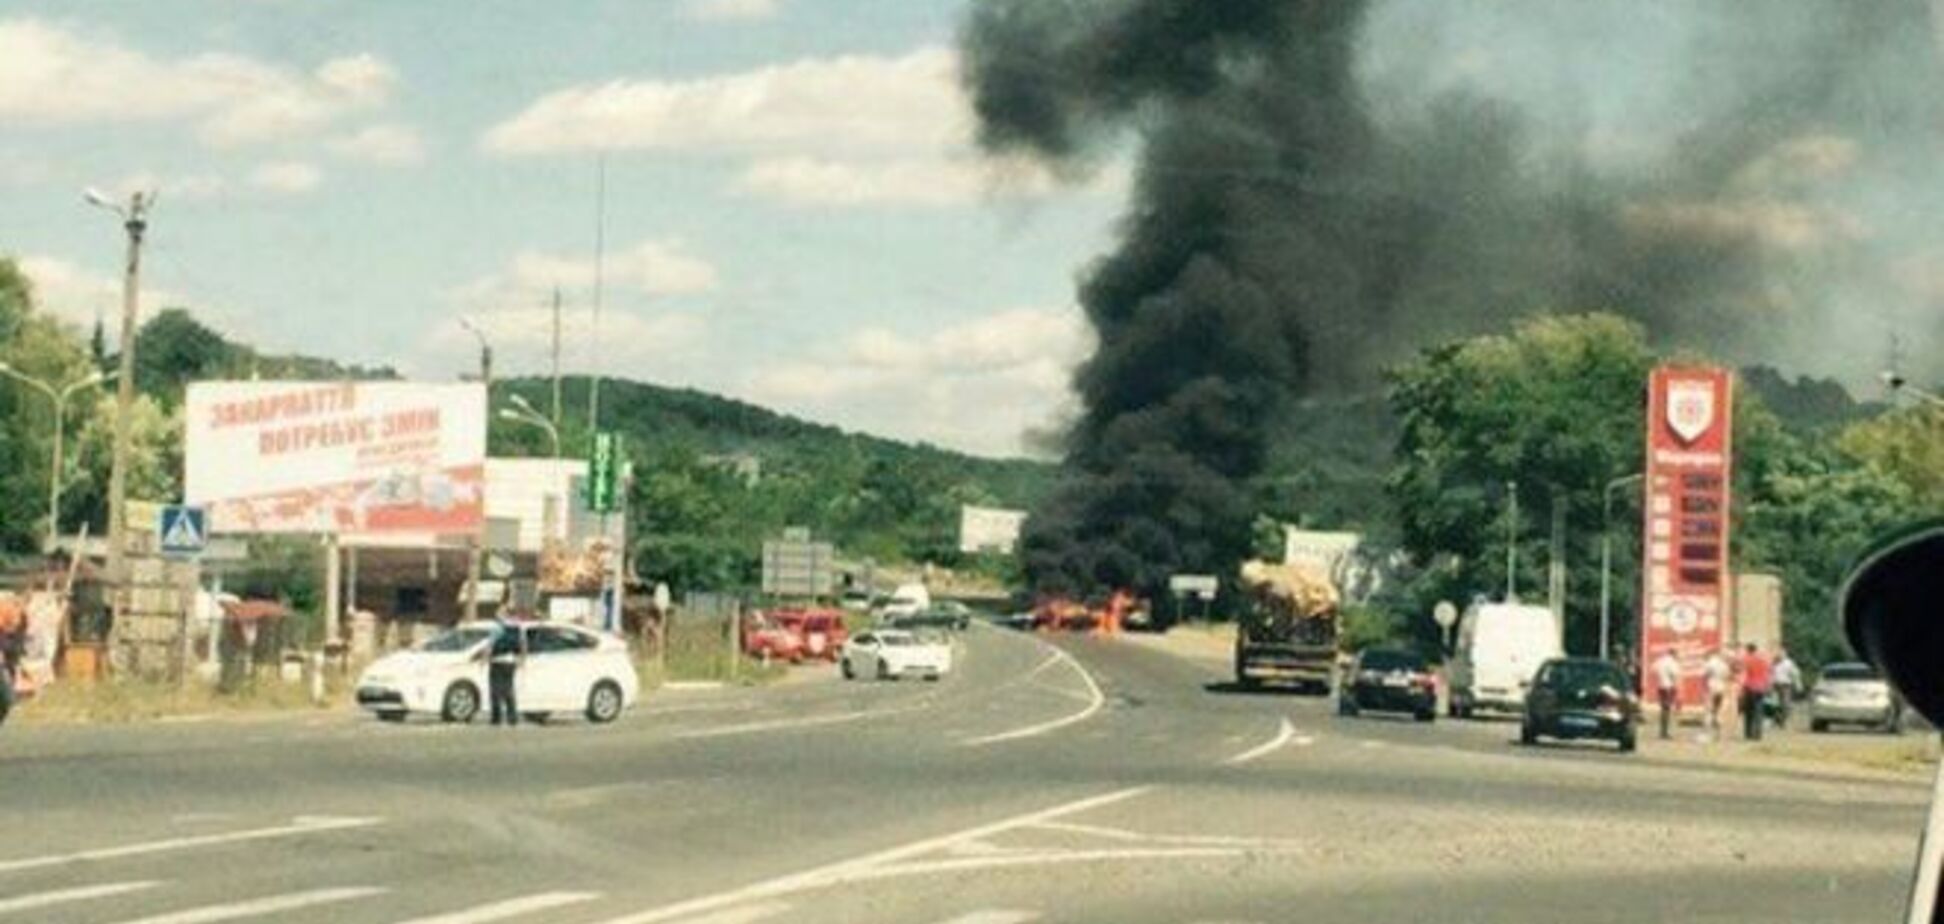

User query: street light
[500,395,561,459]
[1600,472,1645,662]
[1882,370,1944,409]
[0,363,113,551]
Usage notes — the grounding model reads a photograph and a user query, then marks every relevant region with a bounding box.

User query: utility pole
[588,153,607,433]
[550,286,563,428]
[1505,479,1519,603]
[88,189,152,628]
[460,318,492,622]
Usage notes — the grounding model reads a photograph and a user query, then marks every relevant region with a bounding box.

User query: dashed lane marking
[387,891,601,924]
[0,881,159,916]
[662,901,793,924]
[0,816,383,874]
[1224,718,1298,765]
[103,886,386,924]
[961,645,1106,746]
[588,788,1150,924]
[933,911,1041,924]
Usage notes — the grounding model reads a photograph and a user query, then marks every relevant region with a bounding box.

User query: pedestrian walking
[488,618,522,727]
[1704,649,1732,735]
[1740,643,1772,741]
[1651,647,1681,740]
[1771,648,1801,730]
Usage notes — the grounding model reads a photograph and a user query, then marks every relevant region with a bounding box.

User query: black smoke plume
[962,1,1944,597]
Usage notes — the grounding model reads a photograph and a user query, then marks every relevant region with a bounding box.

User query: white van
[1447,602,1562,717]
[878,583,931,621]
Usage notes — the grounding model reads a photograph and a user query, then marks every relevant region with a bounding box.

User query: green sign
[586,431,622,513]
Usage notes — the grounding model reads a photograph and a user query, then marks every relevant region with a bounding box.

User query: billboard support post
[323,533,341,650]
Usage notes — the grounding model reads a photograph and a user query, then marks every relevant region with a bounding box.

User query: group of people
[1649,643,1801,741]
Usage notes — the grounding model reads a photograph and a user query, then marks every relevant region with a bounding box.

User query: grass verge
[17,675,351,726]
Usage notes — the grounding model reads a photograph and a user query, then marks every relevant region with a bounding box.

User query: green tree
[134,308,236,408]
[1387,313,1653,652]
[0,261,96,550]
[1836,405,1944,514]
[64,392,182,534]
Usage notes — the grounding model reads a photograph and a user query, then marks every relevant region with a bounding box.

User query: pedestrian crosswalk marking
[0,881,159,916]
[103,886,386,924]
[388,891,601,924]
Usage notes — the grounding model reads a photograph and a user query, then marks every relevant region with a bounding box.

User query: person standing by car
[1739,643,1772,741]
[1704,649,1732,737]
[1651,647,1681,740]
[488,618,522,727]
[1771,648,1801,730]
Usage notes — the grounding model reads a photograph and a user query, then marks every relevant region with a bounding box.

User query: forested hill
[494,374,1056,510]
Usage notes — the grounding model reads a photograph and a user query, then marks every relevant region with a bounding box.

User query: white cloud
[426,305,708,379]
[744,307,1093,456]
[329,123,427,165]
[111,171,228,202]
[483,46,960,157]
[0,18,397,147]
[12,254,206,334]
[736,156,1128,208]
[454,239,720,303]
[248,161,322,194]
[680,0,781,22]
[483,45,1127,212]
[13,255,119,330]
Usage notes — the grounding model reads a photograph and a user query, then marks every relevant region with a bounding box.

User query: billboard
[185,382,486,535]
[959,505,1027,554]
[1639,365,1735,706]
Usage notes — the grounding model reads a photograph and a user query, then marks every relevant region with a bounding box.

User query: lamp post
[85,187,152,602]
[1600,472,1645,662]
[499,395,562,459]
[0,363,112,551]
[458,318,492,623]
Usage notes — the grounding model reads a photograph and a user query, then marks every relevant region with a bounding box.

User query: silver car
[1808,662,1903,734]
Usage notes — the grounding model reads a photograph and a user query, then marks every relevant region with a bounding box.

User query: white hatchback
[356,621,640,724]
[841,629,952,682]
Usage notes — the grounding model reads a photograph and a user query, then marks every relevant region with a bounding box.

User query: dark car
[894,603,970,633]
[1521,657,1639,752]
[1337,648,1437,722]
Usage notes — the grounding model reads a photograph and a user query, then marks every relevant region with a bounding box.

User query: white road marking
[662,901,793,924]
[104,886,385,924]
[962,645,1105,745]
[933,911,1041,924]
[388,891,600,924]
[1294,735,1317,746]
[0,881,159,915]
[591,787,1150,924]
[673,710,872,740]
[851,847,1252,881]
[1224,717,1297,765]
[0,816,383,874]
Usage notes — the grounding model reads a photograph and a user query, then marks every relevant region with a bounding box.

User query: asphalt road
[3,625,1930,923]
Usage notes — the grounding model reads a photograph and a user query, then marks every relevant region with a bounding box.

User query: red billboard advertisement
[185,382,487,535]
[1639,365,1735,706]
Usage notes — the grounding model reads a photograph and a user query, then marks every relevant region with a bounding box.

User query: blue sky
[0,0,1124,457]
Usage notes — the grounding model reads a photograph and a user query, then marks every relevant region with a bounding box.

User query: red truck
[742,608,848,663]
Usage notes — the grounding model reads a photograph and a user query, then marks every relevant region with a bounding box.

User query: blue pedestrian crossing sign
[159,505,208,556]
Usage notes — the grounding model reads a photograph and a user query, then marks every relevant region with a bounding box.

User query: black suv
[1521,657,1639,752]
[1338,648,1438,722]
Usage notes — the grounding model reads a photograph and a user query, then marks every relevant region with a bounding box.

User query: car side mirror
[1841,520,1944,728]
[1840,520,1944,924]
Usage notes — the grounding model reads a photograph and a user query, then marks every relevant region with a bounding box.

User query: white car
[355,621,640,724]
[841,629,951,682]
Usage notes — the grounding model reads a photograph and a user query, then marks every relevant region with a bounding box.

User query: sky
[0,0,1125,458]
